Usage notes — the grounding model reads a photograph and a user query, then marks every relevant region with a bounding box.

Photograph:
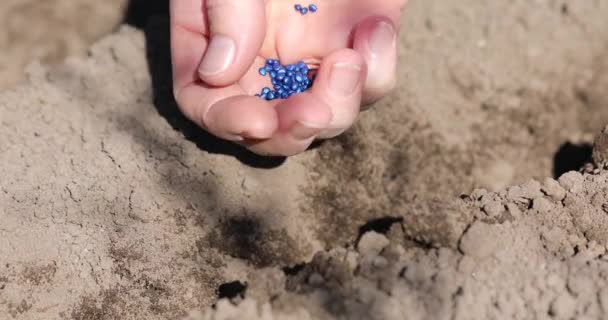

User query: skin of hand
[170,0,406,156]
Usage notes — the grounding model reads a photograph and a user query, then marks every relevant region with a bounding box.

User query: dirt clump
[200,170,608,320]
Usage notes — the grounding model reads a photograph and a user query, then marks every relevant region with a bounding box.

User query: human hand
[170,0,406,156]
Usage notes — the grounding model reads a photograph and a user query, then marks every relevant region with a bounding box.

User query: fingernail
[368,21,396,59]
[199,35,236,76]
[226,134,244,142]
[290,121,324,140]
[329,63,362,96]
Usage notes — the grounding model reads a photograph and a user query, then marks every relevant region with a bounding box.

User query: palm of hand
[171,0,405,156]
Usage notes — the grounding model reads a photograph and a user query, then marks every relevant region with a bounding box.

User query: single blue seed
[309,4,317,12]
[267,92,276,100]
[295,4,302,11]
[258,68,267,76]
[277,69,286,75]
[262,87,271,94]
[270,71,277,78]
[300,7,308,14]
[295,75,303,82]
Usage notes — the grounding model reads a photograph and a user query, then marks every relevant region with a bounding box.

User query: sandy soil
[0,0,127,88]
[1,0,608,319]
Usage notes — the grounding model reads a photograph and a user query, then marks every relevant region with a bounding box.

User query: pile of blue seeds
[256,59,313,101]
[254,3,318,101]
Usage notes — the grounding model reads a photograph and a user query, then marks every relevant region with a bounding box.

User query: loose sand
[1,0,608,319]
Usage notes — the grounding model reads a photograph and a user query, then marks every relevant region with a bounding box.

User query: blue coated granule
[256,59,314,101]
[295,3,316,15]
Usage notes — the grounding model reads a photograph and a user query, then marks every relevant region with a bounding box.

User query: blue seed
[262,87,271,94]
[309,4,317,12]
[295,75,303,82]
[295,4,302,11]
[300,7,308,14]
[258,68,267,76]
[267,92,276,100]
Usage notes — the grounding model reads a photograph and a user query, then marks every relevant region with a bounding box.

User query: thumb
[199,0,266,86]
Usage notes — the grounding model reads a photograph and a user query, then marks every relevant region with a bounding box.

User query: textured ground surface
[1,0,608,319]
[0,0,127,89]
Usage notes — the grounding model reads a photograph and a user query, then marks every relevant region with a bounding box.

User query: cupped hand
[170,0,406,156]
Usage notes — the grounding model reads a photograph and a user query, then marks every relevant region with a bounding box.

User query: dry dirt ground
[1,0,608,319]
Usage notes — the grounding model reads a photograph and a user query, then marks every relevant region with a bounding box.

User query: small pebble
[308,273,324,286]
[541,177,566,201]
[482,200,504,218]
[357,231,390,256]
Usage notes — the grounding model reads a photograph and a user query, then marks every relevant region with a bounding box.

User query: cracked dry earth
[2,0,608,319]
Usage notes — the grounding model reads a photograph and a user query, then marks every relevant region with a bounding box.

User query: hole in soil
[553,142,593,178]
[283,263,306,276]
[217,281,247,300]
[356,217,403,244]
